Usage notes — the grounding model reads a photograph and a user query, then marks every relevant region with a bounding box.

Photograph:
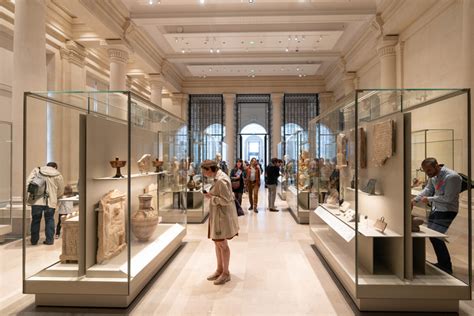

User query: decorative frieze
[60,40,87,67]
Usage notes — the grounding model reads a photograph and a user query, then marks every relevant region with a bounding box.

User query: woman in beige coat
[201,160,239,285]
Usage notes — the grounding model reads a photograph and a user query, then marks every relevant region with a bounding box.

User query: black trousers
[427,211,457,271]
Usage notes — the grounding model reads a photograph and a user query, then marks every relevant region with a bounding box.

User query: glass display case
[23,91,187,307]
[310,89,471,312]
[277,142,287,200]
[0,121,12,240]
[411,129,454,194]
[286,130,317,224]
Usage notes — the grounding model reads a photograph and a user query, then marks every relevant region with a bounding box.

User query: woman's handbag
[231,180,241,190]
[235,199,244,216]
[374,217,387,233]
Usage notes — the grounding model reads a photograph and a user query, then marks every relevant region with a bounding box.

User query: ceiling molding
[182,76,325,94]
[133,13,375,27]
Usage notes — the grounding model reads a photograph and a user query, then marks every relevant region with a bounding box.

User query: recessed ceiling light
[200,0,205,4]
[249,41,255,45]
[295,36,298,41]
[280,68,284,71]
[288,36,291,41]
[209,67,212,72]
[278,40,282,44]
[249,0,255,3]
[299,74,303,77]
[175,37,178,43]
[241,41,244,44]
[222,41,226,44]
[216,48,220,53]
[210,48,214,53]
[285,47,289,52]
[296,67,300,71]
[181,49,185,53]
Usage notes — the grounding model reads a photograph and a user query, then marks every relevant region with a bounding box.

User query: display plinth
[27,223,185,307]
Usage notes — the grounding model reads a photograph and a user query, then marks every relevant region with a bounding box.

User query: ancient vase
[131,194,159,241]
[187,174,196,191]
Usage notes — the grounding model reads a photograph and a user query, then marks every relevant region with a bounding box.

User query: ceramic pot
[131,194,158,241]
[187,174,196,191]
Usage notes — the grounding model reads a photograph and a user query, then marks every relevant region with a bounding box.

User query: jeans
[427,210,457,272]
[31,205,55,244]
[234,192,243,206]
[267,184,277,209]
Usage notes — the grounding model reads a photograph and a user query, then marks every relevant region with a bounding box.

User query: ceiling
[124,0,377,80]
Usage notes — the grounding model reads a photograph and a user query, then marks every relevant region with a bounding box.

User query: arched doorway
[239,123,268,168]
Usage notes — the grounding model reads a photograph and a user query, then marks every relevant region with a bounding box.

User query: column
[58,41,87,186]
[223,93,236,163]
[107,47,129,90]
[395,41,405,89]
[149,74,165,107]
[170,93,188,121]
[318,92,335,114]
[271,93,284,159]
[377,35,398,89]
[11,0,47,204]
[377,35,398,115]
[342,72,356,96]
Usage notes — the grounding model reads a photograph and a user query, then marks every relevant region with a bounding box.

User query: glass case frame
[285,130,317,224]
[310,88,472,312]
[22,90,187,307]
[0,120,12,239]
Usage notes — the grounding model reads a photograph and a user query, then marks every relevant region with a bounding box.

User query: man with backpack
[26,162,64,245]
[411,157,462,274]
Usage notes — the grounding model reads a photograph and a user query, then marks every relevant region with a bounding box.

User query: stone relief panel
[372,119,396,167]
[96,189,127,264]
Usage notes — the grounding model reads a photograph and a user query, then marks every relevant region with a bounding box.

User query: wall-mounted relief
[372,119,396,167]
[97,189,127,263]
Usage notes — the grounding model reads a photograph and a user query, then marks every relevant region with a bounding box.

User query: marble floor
[1,185,473,315]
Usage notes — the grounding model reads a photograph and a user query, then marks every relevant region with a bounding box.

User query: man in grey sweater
[412,157,461,274]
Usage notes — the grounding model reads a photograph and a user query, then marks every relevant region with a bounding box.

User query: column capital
[222,93,236,103]
[60,41,87,67]
[148,73,166,85]
[170,93,188,106]
[107,47,129,64]
[271,92,285,101]
[377,35,399,58]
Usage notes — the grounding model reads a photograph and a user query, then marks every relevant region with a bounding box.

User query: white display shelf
[412,225,447,238]
[58,195,79,202]
[87,223,185,278]
[317,205,402,239]
[315,206,355,242]
[346,187,383,196]
[93,171,166,180]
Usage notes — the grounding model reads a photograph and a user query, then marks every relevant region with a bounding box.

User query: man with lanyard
[411,157,461,274]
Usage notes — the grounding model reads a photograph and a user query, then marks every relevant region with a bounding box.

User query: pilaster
[271,93,284,158]
[223,93,236,163]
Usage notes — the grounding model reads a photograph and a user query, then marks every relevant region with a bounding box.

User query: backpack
[459,173,474,193]
[27,167,48,201]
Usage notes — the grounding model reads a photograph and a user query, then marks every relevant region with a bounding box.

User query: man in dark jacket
[265,158,281,212]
